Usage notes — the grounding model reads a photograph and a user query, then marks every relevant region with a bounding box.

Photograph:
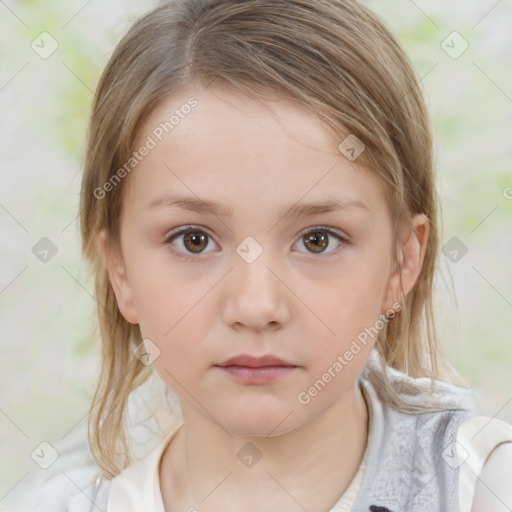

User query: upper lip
[216,354,296,367]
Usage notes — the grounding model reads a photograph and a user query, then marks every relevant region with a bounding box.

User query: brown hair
[80,0,466,479]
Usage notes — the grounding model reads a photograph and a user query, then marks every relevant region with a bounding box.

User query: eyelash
[163,225,349,261]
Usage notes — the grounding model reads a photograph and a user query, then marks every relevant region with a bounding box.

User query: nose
[221,247,290,332]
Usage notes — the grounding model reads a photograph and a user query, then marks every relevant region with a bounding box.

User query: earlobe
[381,214,430,315]
[95,229,139,325]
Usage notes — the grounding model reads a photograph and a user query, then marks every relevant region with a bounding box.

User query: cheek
[145,299,212,387]
[126,259,216,375]
[138,287,211,362]
[301,253,390,361]
[317,254,389,320]
[124,244,204,331]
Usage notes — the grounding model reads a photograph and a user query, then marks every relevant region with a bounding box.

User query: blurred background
[1,0,511,497]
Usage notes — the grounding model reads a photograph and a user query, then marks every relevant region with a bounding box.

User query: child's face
[104,85,412,436]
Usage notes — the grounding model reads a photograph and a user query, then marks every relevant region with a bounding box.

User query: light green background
[1,0,511,496]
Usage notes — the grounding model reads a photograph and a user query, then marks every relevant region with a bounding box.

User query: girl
[3,0,512,511]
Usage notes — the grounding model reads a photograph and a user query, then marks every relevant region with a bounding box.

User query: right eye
[164,225,219,260]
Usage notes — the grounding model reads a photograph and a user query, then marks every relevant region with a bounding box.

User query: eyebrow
[146,193,371,218]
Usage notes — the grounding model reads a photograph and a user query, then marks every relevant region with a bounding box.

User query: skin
[97,84,429,512]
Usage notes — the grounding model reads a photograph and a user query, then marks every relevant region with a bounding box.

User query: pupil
[306,232,327,253]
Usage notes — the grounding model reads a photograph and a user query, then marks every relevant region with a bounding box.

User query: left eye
[294,227,347,256]
[164,226,347,259]
[164,226,217,257]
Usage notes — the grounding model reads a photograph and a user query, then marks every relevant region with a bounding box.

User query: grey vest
[350,360,478,512]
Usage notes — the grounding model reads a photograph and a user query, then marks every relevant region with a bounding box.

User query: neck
[160,383,369,512]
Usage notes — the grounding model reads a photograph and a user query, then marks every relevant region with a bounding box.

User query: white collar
[107,423,183,512]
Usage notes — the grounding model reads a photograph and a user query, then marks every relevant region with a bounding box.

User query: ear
[381,213,430,315]
[95,229,139,325]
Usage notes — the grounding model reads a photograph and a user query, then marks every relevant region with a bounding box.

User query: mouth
[216,354,296,368]
[215,354,298,384]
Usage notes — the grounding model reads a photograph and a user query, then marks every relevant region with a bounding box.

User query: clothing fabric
[349,367,473,511]
[2,349,511,512]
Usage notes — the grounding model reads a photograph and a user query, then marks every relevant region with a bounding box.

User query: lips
[215,354,298,385]
[216,354,296,368]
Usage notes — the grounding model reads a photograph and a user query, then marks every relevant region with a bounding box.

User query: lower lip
[217,365,297,384]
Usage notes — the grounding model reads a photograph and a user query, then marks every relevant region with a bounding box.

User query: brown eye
[165,226,217,258]
[182,231,208,253]
[303,231,329,253]
[297,228,347,257]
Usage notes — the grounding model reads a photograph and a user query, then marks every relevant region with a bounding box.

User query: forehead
[125,85,389,220]
[135,84,337,156]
